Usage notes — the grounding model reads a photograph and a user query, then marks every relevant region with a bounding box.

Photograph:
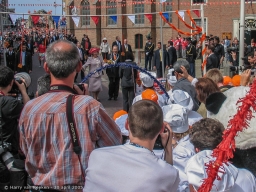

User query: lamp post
[54,2,57,15]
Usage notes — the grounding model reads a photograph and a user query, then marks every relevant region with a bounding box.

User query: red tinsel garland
[198,79,256,192]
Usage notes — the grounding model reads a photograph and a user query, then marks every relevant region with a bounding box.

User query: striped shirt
[19,92,122,191]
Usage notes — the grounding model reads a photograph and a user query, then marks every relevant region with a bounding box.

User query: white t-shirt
[84,144,180,192]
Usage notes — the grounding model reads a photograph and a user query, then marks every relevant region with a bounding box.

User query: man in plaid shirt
[19,40,122,191]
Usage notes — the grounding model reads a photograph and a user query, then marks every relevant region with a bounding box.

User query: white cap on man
[139,72,156,88]
[162,104,189,133]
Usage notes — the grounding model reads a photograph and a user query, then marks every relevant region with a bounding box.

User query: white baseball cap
[115,114,129,136]
[172,90,193,111]
[188,111,202,126]
[139,72,156,88]
[162,104,189,133]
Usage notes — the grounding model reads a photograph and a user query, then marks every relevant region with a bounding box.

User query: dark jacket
[122,44,132,53]
[206,53,219,71]
[214,44,225,67]
[173,78,199,111]
[186,44,197,63]
[82,40,92,55]
[106,53,120,78]
[119,61,137,88]
[144,42,154,56]
[77,47,86,63]
[6,51,16,70]
[167,46,177,66]
[153,49,169,69]
[15,51,32,72]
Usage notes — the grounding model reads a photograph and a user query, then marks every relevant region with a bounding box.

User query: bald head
[45,40,80,78]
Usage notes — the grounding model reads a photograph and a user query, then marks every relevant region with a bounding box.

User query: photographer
[229,50,239,67]
[0,66,30,190]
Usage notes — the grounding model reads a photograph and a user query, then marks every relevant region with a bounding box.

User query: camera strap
[66,94,85,181]
[48,85,77,94]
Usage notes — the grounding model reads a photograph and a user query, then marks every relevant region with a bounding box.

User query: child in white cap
[186,118,256,192]
[133,72,166,107]
[162,104,196,192]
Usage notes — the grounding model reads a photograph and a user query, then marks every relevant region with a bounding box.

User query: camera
[251,69,256,76]
[154,135,164,150]
[75,83,84,91]
[227,47,239,54]
[0,142,12,156]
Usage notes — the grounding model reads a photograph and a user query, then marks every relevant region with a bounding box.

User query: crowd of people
[0,27,256,192]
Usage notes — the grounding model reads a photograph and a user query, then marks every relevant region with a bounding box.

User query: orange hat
[113,110,128,121]
[141,89,158,103]
[231,75,241,87]
[223,76,232,86]
[89,47,100,55]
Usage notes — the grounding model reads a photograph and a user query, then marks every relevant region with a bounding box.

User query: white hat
[172,90,193,111]
[139,72,156,88]
[115,114,129,136]
[188,111,202,126]
[102,37,107,41]
[185,150,238,192]
[167,76,177,86]
[162,104,189,133]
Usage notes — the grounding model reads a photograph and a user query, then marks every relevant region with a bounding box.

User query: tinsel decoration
[198,79,256,192]
[81,62,170,99]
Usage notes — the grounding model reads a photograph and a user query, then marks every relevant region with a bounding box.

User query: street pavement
[3,53,227,118]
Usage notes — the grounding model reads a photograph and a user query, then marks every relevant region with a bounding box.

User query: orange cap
[141,89,158,103]
[231,75,241,87]
[113,110,128,121]
[223,76,232,86]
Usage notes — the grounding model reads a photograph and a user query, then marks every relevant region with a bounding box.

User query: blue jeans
[145,54,153,70]
[189,62,195,78]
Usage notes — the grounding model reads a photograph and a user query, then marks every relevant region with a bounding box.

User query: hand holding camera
[73,83,89,95]
[160,122,173,152]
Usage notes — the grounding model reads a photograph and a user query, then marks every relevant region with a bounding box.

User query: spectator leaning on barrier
[18,40,122,192]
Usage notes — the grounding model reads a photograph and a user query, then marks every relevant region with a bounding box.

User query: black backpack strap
[66,94,81,155]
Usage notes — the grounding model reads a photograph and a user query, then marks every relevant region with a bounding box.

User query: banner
[178,11,184,20]
[72,17,80,27]
[91,16,99,25]
[162,12,169,21]
[31,15,40,24]
[145,14,153,23]
[110,16,117,23]
[128,15,135,24]
[52,16,60,28]
[9,14,20,24]
[193,10,200,17]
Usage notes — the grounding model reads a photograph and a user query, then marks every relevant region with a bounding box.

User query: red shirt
[38,44,46,53]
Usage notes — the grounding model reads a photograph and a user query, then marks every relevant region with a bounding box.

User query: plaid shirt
[19,92,122,191]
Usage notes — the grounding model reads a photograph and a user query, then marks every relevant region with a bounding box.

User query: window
[134,0,144,24]
[107,1,117,25]
[193,18,207,39]
[81,0,90,26]
[135,34,143,49]
[192,0,206,3]
[165,0,172,23]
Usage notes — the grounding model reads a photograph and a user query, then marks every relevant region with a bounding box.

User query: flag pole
[160,0,164,78]
[239,0,245,73]
[201,3,206,75]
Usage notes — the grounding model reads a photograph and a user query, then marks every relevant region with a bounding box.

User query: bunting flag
[178,11,184,20]
[128,15,135,24]
[9,14,20,24]
[72,16,80,27]
[193,10,200,17]
[52,16,60,28]
[110,16,117,23]
[91,16,99,25]
[145,14,153,23]
[162,12,169,21]
[31,15,40,24]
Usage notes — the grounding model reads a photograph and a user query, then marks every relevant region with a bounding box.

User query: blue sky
[8,0,64,18]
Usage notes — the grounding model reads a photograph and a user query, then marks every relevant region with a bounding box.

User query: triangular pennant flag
[72,16,80,27]
[145,14,153,23]
[178,11,184,20]
[31,15,40,25]
[193,10,200,17]
[9,14,20,24]
[162,12,169,21]
[91,16,99,25]
[110,16,117,23]
[128,15,135,24]
[52,16,60,28]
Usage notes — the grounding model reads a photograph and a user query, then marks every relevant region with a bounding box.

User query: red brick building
[65,0,256,50]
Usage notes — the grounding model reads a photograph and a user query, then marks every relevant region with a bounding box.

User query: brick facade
[64,0,256,51]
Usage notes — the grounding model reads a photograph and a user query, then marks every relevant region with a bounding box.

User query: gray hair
[173,59,190,73]
[37,74,51,96]
[45,40,80,78]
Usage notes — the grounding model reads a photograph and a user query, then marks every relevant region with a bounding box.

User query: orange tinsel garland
[175,10,201,31]
[198,79,256,192]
